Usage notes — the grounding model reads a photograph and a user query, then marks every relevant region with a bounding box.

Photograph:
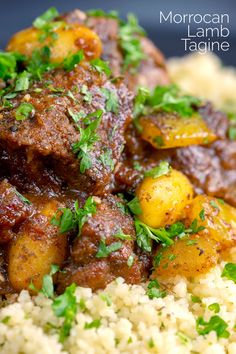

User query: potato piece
[153,234,219,278]
[185,195,236,250]
[136,169,193,228]
[7,23,102,62]
[140,112,216,149]
[8,201,67,292]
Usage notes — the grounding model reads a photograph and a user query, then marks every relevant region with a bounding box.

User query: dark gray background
[0,0,235,65]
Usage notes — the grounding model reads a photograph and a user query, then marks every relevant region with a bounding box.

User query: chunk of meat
[57,195,147,291]
[63,10,170,91]
[0,63,133,195]
[0,180,32,243]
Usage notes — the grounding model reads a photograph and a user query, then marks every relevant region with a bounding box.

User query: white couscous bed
[0,53,236,354]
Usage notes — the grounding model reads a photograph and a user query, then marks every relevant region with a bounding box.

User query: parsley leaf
[51,196,97,235]
[127,254,134,267]
[208,303,220,313]
[101,88,119,114]
[144,161,171,178]
[146,279,166,299]
[52,283,78,342]
[63,50,84,72]
[119,14,145,72]
[15,190,31,205]
[227,112,236,141]
[127,196,142,216]
[135,219,175,252]
[40,264,59,298]
[33,7,59,29]
[196,315,229,338]
[84,319,101,330]
[96,239,122,258]
[133,87,150,119]
[72,109,103,173]
[0,51,25,81]
[149,84,201,117]
[113,229,132,240]
[87,9,119,19]
[80,85,92,104]
[15,102,34,121]
[90,58,111,77]
[99,148,114,171]
[222,263,236,283]
[15,71,30,91]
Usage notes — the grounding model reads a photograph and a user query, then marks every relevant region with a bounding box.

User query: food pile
[0,7,236,352]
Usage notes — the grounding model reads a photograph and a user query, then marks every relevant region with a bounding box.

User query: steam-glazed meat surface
[57,195,147,291]
[63,9,169,91]
[0,63,133,195]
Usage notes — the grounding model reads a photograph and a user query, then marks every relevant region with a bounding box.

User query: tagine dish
[0,7,236,354]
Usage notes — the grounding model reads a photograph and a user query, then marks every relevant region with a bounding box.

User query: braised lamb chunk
[63,9,169,91]
[0,63,133,195]
[57,195,147,291]
[0,180,32,243]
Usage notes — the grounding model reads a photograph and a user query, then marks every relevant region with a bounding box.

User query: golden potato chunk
[185,195,236,250]
[153,234,219,278]
[140,112,216,149]
[136,168,193,228]
[8,201,67,292]
[7,23,102,62]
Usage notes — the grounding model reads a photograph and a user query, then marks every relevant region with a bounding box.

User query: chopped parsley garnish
[80,85,92,104]
[15,71,30,91]
[148,84,201,117]
[144,161,171,179]
[0,51,25,81]
[221,263,236,283]
[40,264,59,298]
[1,316,11,324]
[84,319,101,330]
[133,84,201,123]
[127,254,134,267]
[72,109,103,173]
[87,9,119,19]
[146,279,166,299]
[100,293,112,306]
[90,58,111,77]
[29,264,59,298]
[33,7,59,29]
[26,46,56,80]
[127,196,142,216]
[15,190,31,205]
[63,50,84,72]
[15,102,34,121]
[100,148,115,171]
[196,315,229,338]
[133,87,149,120]
[199,209,205,221]
[134,218,204,253]
[51,196,97,235]
[210,200,220,210]
[96,239,122,258]
[101,88,119,114]
[208,303,220,313]
[52,283,78,342]
[119,14,145,72]
[133,161,142,171]
[227,112,236,141]
[191,295,202,303]
[68,108,85,124]
[113,229,132,240]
